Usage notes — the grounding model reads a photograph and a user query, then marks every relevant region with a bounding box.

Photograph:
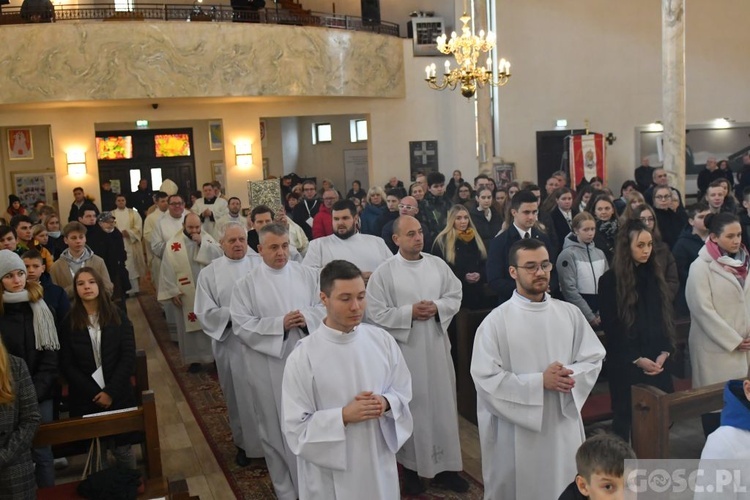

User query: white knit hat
[0,249,25,279]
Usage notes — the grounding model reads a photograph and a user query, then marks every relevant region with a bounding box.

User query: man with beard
[158,212,222,372]
[366,215,467,496]
[292,179,321,241]
[470,238,605,499]
[303,199,392,284]
[216,197,243,233]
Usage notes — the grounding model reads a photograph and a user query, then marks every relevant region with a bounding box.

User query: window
[312,123,332,144]
[129,169,141,192]
[96,136,133,160]
[350,119,368,142]
[114,0,133,12]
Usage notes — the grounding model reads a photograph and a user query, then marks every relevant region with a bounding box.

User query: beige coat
[49,252,114,298]
[686,246,750,387]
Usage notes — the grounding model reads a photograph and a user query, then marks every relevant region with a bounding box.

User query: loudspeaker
[361,0,380,26]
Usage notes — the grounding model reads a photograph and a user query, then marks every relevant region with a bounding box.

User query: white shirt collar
[513,223,531,239]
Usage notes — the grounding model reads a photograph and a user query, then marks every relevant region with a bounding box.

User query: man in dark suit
[634,157,654,193]
[291,179,320,240]
[487,190,557,304]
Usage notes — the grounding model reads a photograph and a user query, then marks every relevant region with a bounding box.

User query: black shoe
[431,471,469,493]
[187,363,202,373]
[235,448,251,467]
[402,468,425,496]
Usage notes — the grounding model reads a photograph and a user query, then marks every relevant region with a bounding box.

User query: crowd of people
[1,161,749,498]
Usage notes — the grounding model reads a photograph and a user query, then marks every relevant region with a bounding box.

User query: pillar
[473,0,494,177]
[662,0,686,196]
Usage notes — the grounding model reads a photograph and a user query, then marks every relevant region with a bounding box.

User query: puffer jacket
[556,234,609,321]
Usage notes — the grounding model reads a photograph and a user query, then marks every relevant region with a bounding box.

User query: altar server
[191,182,228,237]
[230,223,325,500]
[143,191,168,292]
[282,260,413,499]
[195,221,263,466]
[157,212,222,371]
[112,194,145,295]
[366,215,468,495]
[471,238,605,499]
[303,199,392,284]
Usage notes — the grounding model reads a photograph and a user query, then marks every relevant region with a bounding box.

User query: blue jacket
[360,203,387,236]
[721,380,750,432]
[40,272,70,326]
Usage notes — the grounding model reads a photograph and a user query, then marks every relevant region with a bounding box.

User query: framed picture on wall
[8,128,33,160]
[11,171,56,210]
[492,162,516,190]
[208,121,223,151]
[210,160,226,193]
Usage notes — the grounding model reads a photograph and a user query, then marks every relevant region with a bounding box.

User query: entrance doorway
[95,128,197,202]
[536,129,586,185]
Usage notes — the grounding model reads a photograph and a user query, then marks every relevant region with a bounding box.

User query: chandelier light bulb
[445,60,451,73]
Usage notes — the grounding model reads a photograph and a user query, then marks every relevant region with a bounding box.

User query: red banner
[569,133,606,187]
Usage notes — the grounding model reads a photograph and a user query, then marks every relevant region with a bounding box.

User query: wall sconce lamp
[66,151,87,176]
[235,142,253,168]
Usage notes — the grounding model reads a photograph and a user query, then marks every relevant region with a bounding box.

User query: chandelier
[425,9,511,98]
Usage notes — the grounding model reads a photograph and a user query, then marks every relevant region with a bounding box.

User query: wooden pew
[35,390,166,499]
[631,381,725,459]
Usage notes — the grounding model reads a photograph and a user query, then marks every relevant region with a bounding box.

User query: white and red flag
[569,133,606,186]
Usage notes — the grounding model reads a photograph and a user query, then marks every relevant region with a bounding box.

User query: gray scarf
[4,290,59,350]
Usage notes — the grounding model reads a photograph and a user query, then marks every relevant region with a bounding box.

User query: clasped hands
[283,310,307,331]
[543,361,576,393]
[342,391,389,426]
[634,352,669,376]
[412,300,438,321]
[737,337,750,352]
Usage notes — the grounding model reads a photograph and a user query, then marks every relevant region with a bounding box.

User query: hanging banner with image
[569,133,606,186]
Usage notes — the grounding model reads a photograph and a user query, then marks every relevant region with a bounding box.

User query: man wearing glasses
[471,238,605,499]
[645,167,684,208]
[487,190,558,304]
[303,199,391,286]
[311,189,339,239]
[381,196,432,254]
[292,179,321,240]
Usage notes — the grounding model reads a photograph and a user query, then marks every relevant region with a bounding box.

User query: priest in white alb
[215,196,243,235]
[113,193,146,296]
[151,194,188,341]
[195,221,264,467]
[230,223,325,500]
[303,199,392,284]
[191,182,228,237]
[470,238,605,500]
[366,215,468,496]
[158,212,222,372]
[282,260,413,500]
[143,191,168,293]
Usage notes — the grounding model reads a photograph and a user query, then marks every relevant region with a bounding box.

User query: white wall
[495,0,750,191]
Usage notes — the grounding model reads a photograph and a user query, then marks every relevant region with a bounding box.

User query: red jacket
[312,205,333,239]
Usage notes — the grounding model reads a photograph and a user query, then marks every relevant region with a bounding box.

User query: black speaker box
[361,0,380,26]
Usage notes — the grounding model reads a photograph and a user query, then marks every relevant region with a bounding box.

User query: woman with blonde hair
[360,186,387,235]
[619,191,646,224]
[432,205,490,310]
[0,250,58,488]
[41,213,65,259]
[0,335,40,499]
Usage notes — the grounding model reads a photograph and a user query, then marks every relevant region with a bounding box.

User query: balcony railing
[0,3,400,37]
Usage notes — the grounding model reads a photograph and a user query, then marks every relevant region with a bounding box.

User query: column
[473,0,494,176]
[662,0,686,196]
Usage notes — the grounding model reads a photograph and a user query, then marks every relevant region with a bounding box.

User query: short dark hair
[33,200,44,209]
[79,204,99,217]
[0,226,16,240]
[167,194,184,205]
[332,199,356,216]
[510,190,538,212]
[228,197,241,205]
[620,180,638,195]
[251,205,275,222]
[384,189,402,200]
[73,187,84,193]
[524,184,541,192]
[708,178,728,189]
[202,182,213,188]
[302,179,316,187]
[473,174,490,185]
[154,191,168,201]
[20,249,44,264]
[320,260,363,296]
[576,434,635,482]
[115,193,127,201]
[10,214,33,229]
[685,201,709,219]
[427,172,445,187]
[508,238,546,267]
